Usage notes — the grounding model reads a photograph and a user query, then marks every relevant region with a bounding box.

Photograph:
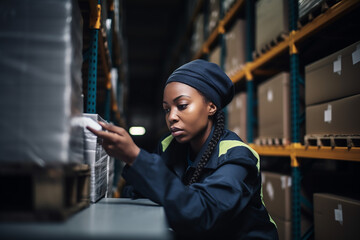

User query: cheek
[184,104,209,125]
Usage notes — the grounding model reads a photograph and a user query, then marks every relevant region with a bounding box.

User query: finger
[87,126,118,141]
[98,122,126,136]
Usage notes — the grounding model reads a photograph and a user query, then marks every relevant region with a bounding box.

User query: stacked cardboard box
[255,0,288,53]
[305,41,360,140]
[209,46,221,67]
[208,0,220,34]
[314,193,360,240]
[191,14,204,56]
[0,0,84,165]
[83,114,114,202]
[257,72,290,145]
[227,92,247,142]
[225,19,246,77]
[262,172,312,240]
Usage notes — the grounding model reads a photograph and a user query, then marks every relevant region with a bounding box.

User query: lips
[170,127,185,137]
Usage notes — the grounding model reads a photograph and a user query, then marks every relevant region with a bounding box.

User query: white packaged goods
[0,0,84,165]
[299,0,323,20]
[83,114,114,202]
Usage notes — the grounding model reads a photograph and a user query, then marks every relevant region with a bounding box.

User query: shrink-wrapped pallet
[0,0,84,165]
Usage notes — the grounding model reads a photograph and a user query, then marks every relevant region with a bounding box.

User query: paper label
[236,97,243,109]
[352,45,360,65]
[280,176,292,189]
[281,176,286,189]
[333,55,342,75]
[324,105,332,123]
[267,89,273,102]
[266,182,274,201]
[334,204,343,225]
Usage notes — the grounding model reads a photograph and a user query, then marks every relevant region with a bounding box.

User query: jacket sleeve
[122,146,259,237]
[121,141,163,199]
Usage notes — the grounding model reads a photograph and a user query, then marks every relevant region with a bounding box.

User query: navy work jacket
[122,127,278,240]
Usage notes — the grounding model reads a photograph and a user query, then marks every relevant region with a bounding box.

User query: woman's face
[163,82,217,148]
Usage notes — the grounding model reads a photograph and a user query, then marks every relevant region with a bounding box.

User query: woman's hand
[87,122,140,166]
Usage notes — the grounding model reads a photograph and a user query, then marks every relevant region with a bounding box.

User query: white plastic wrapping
[299,0,323,19]
[83,114,114,202]
[0,0,84,165]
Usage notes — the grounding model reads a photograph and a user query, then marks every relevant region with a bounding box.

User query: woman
[88,59,278,239]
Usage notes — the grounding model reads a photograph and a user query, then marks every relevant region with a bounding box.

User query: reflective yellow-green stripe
[161,135,174,152]
[218,140,260,172]
[219,140,277,228]
[260,184,277,228]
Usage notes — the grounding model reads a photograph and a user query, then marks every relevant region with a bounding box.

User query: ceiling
[121,0,186,150]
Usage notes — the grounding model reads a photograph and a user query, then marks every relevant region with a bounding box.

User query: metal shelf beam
[250,144,360,162]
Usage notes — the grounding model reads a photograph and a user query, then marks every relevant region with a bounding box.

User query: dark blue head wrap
[165,59,234,109]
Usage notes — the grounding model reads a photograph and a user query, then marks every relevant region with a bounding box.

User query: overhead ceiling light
[129,126,146,136]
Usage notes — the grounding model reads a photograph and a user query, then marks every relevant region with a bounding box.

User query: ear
[208,102,217,116]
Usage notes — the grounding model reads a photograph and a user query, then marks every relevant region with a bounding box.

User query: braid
[187,110,225,185]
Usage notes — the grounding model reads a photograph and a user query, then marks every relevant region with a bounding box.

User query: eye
[163,108,170,114]
[178,104,188,110]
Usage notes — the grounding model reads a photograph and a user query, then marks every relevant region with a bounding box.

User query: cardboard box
[272,215,313,240]
[227,92,247,142]
[255,0,288,52]
[306,94,360,135]
[261,171,292,221]
[208,0,220,33]
[262,172,313,240]
[314,193,360,240]
[257,72,290,144]
[209,45,221,67]
[272,217,291,240]
[191,13,204,56]
[225,19,246,77]
[305,41,360,106]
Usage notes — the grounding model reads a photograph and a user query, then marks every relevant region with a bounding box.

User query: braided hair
[186,110,225,185]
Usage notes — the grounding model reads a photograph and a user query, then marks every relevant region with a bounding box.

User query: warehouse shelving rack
[79,0,127,198]
[184,0,360,239]
[80,0,126,127]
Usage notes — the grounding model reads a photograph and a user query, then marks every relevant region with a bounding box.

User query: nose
[167,108,179,123]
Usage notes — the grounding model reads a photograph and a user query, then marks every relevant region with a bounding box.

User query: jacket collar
[164,124,220,179]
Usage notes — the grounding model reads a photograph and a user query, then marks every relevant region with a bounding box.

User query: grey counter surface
[0,198,172,240]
